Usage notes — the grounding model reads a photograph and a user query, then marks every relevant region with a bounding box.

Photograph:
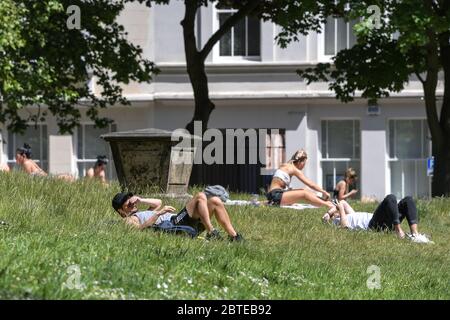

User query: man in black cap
[112,191,243,242]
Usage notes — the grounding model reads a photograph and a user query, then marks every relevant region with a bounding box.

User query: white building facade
[0,2,441,199]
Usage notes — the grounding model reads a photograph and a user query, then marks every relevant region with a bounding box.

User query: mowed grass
[0,171,449,300]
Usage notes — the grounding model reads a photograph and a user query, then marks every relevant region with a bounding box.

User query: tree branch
[414,71,425,84]
[199,0,260,60]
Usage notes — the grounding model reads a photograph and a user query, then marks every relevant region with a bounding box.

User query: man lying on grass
[323,195,433,244]
[112,191,244,242]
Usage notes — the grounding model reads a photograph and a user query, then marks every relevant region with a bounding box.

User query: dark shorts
[266,189,285,206]
[171,207,206,234]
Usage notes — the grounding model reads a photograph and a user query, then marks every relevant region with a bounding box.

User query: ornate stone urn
[101,128,199,196]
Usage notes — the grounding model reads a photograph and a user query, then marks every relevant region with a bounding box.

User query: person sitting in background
[15,143,75,181]
[112,190,244,242]
[15,144,47,176]
[86,155,108,184]
[333,168,359,201]
[323,195,433,244]
[266,149,335,212]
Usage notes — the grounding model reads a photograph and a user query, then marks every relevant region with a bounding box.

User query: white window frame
[75,123,117,180]
[318,9,359,62]
[320,119,361,192]
[212,6,261,62]
[387,118,431,198]
[7,123,48,171]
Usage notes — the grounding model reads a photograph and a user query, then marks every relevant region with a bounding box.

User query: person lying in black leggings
[323,195,433,244]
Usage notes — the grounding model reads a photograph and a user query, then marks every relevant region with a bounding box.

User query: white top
[133,210,175,226]
[273,169,291,188]
[333,212,373,230]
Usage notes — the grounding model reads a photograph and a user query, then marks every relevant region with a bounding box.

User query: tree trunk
[182,0,214,134]
[181,0,260,134]
[434,31,450,196]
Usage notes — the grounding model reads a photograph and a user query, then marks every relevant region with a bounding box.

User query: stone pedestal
[101,128,199,196]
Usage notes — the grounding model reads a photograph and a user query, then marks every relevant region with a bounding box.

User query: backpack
[151,220,198,238]
[204,185,230,203]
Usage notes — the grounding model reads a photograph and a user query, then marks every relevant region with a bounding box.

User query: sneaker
[229,233,244,242]
[206,229,223,241]
[407,233,435,244]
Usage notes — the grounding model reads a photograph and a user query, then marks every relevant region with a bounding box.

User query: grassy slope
[0,172,449,299]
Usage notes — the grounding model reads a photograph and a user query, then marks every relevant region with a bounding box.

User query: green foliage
[0,0,158,134]
[278,0,450,103]
[0,171,449,299]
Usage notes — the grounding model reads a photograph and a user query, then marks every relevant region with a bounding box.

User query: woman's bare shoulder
[278,163,294,172]
[336,180,346,188]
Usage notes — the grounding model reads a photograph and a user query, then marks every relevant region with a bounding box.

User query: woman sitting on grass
[86,155,108,184]
[266,149,335,212]
[333,168,358,201]
[112,191,244,242]
[323,195,433,244]
[15,144,47,176]
[15,143,75,181]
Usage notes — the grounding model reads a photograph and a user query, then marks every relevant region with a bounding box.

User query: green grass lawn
[0,171,449,299]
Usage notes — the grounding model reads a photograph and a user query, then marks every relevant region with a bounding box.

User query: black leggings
[368,194,419,231]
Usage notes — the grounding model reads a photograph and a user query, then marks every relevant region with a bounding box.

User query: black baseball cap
[112,192,133,212]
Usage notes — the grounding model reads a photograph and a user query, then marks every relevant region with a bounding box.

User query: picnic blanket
[224,200,317,210]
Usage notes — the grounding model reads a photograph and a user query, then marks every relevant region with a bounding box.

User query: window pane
[395,120,422,159]
[422,120,430,158]
[234,17,246,56]
[322,161,335,192]
[390,161,403,198]
[336,18,347,52]
[416,160,429,198]
[324,17,335,55]
[321,121,327,158]
[84,125,110,159]
[42,125,48,161]
[389,120,395,158]
[349,19,358,47]
[403,161,416,197]
[247,16,260,56]
[77,126,83,158]
[354,121,360,158]
[219,13,232,56]
[327,120,355,158]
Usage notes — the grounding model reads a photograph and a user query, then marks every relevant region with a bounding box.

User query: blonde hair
[289,149,308,164]
[345,168,358,180]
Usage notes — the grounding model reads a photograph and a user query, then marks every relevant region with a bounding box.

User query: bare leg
[185,192,215,233]
[207,197,237,237]
[394,224,406,238]
[281,189,334,210]
[410,224,419,235]
[340,200,356,215]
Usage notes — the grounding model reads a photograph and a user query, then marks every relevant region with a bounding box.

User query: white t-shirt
[333,212,373,230]
[134,210,175,226]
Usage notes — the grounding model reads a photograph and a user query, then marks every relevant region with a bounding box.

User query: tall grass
[0,171,449,299]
